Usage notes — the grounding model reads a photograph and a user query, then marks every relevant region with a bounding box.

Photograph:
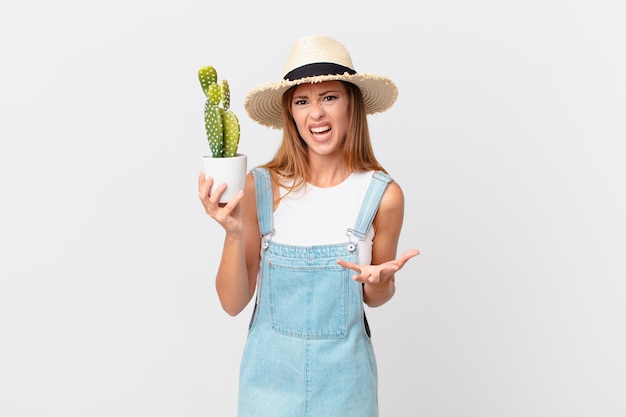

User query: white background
[1,1,624,416]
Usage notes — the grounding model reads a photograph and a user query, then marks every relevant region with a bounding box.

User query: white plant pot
[202,153,247,203]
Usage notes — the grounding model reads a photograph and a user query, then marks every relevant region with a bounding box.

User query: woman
[199,35,419,417]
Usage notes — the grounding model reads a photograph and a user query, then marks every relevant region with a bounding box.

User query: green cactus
[198,66,240,158]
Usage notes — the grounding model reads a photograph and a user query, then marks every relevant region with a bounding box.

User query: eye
[323,95,338,102]
[293,98,307,105]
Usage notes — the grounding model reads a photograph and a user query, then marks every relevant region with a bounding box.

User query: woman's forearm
[215,233,254,316]
[363,277,396,307]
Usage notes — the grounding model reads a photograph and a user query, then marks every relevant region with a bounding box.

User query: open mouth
[310,125,331,135]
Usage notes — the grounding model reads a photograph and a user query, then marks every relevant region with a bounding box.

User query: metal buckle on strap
[261,230,274,251]
[346,228,364,252]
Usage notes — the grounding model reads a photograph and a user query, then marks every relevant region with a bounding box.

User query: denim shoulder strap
[251,167,274,237]
[348,170,392,241]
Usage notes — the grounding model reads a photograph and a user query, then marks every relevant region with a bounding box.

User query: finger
[397,249,420,266]
[366,273,380,284]
[199,174,214,200]
[336,259,362,274]
[351,274,370,284]
[223,189,244,209]
[352,272,379,284]
[208,182,227,204]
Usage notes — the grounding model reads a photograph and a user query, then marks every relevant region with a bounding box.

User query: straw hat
[244,35,398,129]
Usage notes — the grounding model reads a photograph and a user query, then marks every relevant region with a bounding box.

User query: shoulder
[244,171,256,190]
[247,168,282,212]
[242,172,258,217]
[380,179,404,214]
[372,177,404,232]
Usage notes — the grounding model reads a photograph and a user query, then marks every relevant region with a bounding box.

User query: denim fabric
[237,168,391,417]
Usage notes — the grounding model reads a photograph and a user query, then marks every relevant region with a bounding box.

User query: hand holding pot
[198,171,244,236]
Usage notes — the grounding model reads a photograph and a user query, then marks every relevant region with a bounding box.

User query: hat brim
[244,73,398,129]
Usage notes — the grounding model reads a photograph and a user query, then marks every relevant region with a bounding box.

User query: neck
[307,162,352,188]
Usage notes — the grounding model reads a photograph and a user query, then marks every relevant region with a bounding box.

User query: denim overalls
[238,167,392,417]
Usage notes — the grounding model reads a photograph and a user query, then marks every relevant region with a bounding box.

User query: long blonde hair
[261,81,387,193]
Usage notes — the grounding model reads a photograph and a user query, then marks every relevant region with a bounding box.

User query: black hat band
[283,62,356,81]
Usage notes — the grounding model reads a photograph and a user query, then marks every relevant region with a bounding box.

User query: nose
[311,101,325,119]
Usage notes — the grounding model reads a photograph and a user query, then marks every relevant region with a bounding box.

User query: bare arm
[199,172,261,316]
[336,181,419,307]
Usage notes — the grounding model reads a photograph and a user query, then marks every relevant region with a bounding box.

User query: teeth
[311,126,330,133]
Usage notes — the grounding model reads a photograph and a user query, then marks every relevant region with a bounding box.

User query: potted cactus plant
[199,65,247,203]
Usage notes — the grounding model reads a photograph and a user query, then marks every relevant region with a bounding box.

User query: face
[290,80,350,159]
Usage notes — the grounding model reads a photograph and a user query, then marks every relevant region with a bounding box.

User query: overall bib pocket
[268,262,349,339]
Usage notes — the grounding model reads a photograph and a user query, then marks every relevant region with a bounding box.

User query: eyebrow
[293,89,341,99]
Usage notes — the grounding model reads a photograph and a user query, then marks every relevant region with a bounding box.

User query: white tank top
[273,170,376,265]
